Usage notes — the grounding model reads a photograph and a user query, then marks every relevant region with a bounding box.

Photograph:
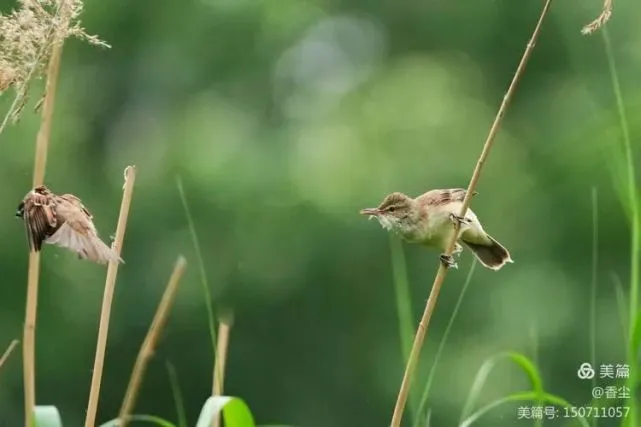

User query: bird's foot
[449,213,471,226]
[439,254,459,269]
[452,243,463,257]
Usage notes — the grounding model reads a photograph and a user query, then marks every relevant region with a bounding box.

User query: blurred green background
[0,0,639,426]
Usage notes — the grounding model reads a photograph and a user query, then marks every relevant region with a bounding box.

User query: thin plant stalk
[84,166,137,427]
[590,188,598,427]
[389,1,554,424]
[601,27,640,426]
[165,361,188,427]
[0,340,19,372]
[175,177,219,386]
[412,261,477,427]
[212,311,234,427]
[118,256,188,427]
[389,236,417,425]
[22,29,65,427]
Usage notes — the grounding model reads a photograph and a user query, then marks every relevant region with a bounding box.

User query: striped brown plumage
[16,185,122,265]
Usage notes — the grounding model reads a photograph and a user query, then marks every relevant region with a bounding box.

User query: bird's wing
[47,195,122,265]
[22,192,58,251]
[59,193,94,219]
[55,194,96,235]
[417,188,477,206]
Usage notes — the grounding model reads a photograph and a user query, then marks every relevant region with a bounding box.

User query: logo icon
[578,362,595,380]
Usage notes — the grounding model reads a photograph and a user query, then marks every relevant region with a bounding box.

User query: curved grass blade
[195,396,256,427]
[459,391,590,427]
[459,352,544,423]
[100,414,176,427]
[34,406,63,427]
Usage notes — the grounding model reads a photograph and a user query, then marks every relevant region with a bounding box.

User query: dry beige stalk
[212,310,234,427]
[22,4,67,423]
[84,166,137,427]
[118,256,188,427]
[389,0,555,424]
[581,0,613,35]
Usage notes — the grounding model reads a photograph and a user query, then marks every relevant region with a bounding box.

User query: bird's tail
[462,234,513,271]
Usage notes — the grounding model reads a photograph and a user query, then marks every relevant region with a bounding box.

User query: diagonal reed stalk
[389,1,554,424]
[118,256,188,427]
[84,165,137,427]
[212,310,234,427]
[23,24,66,427]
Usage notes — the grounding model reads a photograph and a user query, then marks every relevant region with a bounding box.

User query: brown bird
[15,185,122,265]
[359,188,513,270]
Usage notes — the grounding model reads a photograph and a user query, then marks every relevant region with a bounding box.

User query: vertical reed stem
[84,166,137,427]
[23,29,64,427]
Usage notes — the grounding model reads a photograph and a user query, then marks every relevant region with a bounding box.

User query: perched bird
[15,185,122,265]
[359,188,513,270]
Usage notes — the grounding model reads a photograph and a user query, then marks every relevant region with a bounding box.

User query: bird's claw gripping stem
[449,213,471,226]
[439,254,458,269]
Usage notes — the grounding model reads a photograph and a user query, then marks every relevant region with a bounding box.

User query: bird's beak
[359,207,380,216]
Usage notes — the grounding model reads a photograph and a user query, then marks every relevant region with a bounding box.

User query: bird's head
[16,185,52,218]
[359,192,418,233]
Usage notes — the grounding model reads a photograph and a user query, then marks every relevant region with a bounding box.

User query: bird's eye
[388,206,396,212]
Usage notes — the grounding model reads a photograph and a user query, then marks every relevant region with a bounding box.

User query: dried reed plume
[581,0,612,35]
[0,0,109,134]
[389,0,555,425]
[118,256,187,427]
[84,165,137,427]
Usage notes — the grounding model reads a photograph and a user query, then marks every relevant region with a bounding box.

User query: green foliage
[101,415,176,427]
[34,406,62,427]
[195,396,256,427]
[601,26,640,427]
[458,352,588,427]
[1,0,640,425]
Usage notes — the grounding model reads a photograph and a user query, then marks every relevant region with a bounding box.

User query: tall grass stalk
[23,24,65,427]
[611,273,628,343]
[166,361,188,427]
[412,261,477,427]
[389,236,418,425]
[119,256,187,427]
[175,177,219,390]
[84,165,137,427]
[600,28,640,426]
[590,188,598,427]
[389,1,554,423]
